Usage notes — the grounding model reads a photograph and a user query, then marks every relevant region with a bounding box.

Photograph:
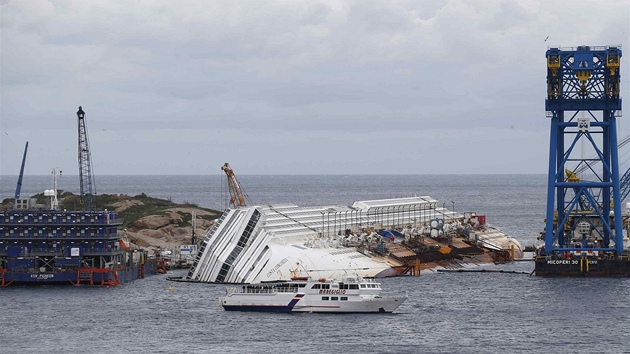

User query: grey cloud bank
[1,0,628,175]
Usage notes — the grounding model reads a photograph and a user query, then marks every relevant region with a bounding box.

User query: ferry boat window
[341,297,348,301]
[349,284,359,290]
[322,284,330,289]
[331,297,338,301]
[312,284,321,289]
[360,284,367,288]
[322,296,329,301]
[339,284,348,290]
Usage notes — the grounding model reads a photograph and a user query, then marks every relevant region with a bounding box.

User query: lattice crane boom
[221,162,248,208]
[77,106,95,210]
[14,141,28,203]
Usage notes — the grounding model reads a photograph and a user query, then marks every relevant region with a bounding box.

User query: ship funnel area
[535,45,630,276]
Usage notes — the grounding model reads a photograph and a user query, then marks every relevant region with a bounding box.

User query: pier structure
[535,45,630,275]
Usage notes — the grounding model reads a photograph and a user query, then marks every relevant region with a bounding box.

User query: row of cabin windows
[360,284,380,289]
[312,283,378,290]
[338,284,360,290]
[215,211,260,282]
[321,296,348,301]
[311,283,330,289]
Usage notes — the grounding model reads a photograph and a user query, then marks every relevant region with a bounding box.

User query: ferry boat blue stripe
[286,293,305,310]
[223,305,294,313]
[222,293,313,313]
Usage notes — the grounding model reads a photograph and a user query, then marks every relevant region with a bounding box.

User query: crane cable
[573,134,630,175]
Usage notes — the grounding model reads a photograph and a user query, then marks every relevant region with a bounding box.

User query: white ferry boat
[220,276,407,313]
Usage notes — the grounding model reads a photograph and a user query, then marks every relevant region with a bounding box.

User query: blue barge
[0,199,156,286]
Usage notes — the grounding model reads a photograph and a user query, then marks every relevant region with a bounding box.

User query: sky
[1,0,629,175]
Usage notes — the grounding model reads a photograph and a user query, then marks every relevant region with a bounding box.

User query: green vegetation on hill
[0,192,221,228]
[111,193,220,228]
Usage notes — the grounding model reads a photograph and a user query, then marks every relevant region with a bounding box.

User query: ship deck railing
[0,247,128,257]
[226,285,300,295]
[0,233,122,240]
[0,219,124,226]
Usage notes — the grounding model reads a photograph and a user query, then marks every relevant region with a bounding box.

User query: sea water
[0,175,628,353]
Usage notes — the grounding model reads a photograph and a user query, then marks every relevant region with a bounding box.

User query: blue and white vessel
[220,275,406,313]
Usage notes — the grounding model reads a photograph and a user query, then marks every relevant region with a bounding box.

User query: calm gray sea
[1,175,629,353]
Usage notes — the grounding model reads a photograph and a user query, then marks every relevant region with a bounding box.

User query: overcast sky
[1,0,629,175]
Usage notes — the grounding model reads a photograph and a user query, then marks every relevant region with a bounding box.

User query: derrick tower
[221,162,249,208]
[77,106,95,210]
[536,45,628,276]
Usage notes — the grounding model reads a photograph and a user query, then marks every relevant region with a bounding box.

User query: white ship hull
[220,277,406,313]
[221,292,406,313]
[188,196,522,283]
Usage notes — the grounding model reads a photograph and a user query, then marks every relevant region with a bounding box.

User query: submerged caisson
[220,276,406,313]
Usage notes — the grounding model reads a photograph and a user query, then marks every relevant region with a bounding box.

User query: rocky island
[0,191,221,254]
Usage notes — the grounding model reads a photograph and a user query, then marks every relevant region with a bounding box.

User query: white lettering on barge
[546,260,598,265]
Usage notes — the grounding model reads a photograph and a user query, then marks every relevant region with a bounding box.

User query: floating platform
[0,207,158,287]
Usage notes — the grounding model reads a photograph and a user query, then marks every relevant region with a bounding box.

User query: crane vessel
[535,45,630,276]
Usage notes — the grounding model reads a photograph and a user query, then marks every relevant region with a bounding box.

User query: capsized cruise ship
[186,196,523,284]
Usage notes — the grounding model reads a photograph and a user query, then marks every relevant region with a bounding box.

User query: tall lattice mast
[543,45,623,256]
[77,106,95,210]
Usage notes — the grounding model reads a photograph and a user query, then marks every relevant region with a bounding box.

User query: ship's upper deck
[0,209,122,240]
[246,196,457,238]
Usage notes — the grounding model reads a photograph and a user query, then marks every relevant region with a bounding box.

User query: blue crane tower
[535,45,629,276]
[77,106,95,210]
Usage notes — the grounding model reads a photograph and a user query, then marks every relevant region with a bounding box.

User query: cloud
[1,0,628,175]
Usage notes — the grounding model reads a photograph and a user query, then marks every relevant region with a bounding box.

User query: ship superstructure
[187,196,522,283]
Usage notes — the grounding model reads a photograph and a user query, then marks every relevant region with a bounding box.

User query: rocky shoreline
[116,203,218,252]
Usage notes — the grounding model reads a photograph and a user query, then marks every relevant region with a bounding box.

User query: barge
[1,106,158,286]
[0,194,156,286]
